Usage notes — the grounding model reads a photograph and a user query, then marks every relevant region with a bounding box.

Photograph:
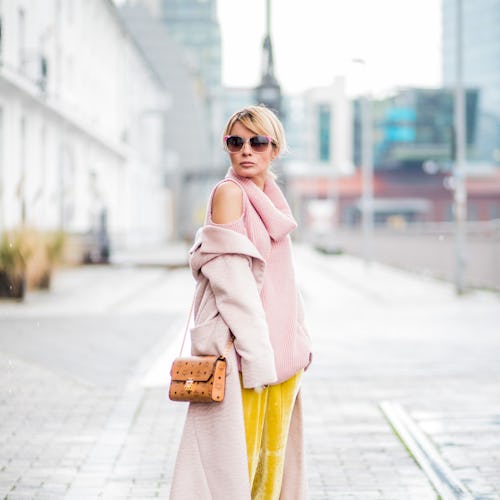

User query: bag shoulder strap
[178,295,196,357]
[178,295,233,359]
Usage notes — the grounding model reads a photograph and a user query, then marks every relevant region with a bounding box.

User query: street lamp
[352,58,374,266]
[453,0,467,294]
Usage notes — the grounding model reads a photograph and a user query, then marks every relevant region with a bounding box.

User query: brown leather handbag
[169,299,233,403]
[169,355,227,403]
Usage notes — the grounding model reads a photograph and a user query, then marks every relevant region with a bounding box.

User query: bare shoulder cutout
[211,181,244,224]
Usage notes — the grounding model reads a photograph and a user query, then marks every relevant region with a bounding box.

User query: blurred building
[281,77,353,241]
[290,167,500,227]
[287,84,499,232]
[119,4,215,237]
[158,0,221,94]
[344,86,499,226]
[120,4,211,169]
[353,87,479,171]
[125,0,222,159]
[0,0,171,256]
[121,0,228,238]
[284,77,353,173]
[159,0,224,171]
[442,0,500,166]
[218,87,255,124]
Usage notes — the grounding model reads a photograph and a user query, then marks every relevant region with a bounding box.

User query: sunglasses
[224,135,274,153]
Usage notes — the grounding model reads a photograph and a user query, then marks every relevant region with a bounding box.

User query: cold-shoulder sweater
[205,167,312,384]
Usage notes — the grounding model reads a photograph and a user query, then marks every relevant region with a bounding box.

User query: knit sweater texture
[206,168,312,384]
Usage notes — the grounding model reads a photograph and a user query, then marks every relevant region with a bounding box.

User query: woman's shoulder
[213,178,244,199]
[211,179,245,225]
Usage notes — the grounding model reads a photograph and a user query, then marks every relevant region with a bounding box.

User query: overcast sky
[217,0,443,95]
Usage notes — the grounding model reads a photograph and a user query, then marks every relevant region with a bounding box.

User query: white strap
[178,294,233,359]
[178,295,196,357]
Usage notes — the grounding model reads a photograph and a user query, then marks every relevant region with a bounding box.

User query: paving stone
[1,254,499,498]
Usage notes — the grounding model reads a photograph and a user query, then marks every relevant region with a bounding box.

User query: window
[19,116,26,222]
[444,203,454,221]
[0,15,3,60]
[468,202,478,221]
[489,203,499,221]
[39,55,48,91]
[18,8,26,71]
[318,104,331,162]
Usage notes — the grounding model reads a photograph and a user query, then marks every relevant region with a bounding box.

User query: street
[0,245,499,499]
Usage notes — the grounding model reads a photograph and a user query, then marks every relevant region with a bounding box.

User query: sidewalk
[0,244,499,499]
[110,241,190,269]
[293,245,500,499]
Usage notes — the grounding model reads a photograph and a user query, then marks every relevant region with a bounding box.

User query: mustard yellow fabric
[241,370,303,500]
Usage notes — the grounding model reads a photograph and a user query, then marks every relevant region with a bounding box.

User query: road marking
[126,315,192,389]
[380,400,473,500]
[141,328,188,388]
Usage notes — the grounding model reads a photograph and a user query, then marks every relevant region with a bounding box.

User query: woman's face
[226,121,276,189]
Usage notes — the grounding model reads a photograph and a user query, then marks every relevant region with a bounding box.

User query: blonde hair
[223,105,287,157]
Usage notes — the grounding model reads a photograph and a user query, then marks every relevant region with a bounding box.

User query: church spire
[255,0,282,116]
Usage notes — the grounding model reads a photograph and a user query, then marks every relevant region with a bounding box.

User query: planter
[0,270,26,300]
[37,269,52,290]
[1,228,66,295]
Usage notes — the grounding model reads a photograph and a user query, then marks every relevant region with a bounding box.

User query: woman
[170,105,312,500]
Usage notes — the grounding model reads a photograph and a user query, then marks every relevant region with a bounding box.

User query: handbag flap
[170,355,220,382]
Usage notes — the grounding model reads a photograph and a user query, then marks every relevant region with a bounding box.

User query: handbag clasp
[185,379,194,392]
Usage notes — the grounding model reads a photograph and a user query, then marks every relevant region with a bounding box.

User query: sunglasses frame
[224,134,274,153]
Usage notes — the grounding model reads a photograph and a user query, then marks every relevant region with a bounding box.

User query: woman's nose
[241,141,252,154]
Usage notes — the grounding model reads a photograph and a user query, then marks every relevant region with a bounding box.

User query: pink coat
[169,225,308,499]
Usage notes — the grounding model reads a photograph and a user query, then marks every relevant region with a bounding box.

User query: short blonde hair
[223,105,287,157]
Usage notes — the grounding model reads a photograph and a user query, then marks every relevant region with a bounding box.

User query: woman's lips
[240,162,255,167]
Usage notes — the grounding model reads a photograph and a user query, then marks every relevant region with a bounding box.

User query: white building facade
[283,77,353,175]
[282,77,354,243]
[301,76,353,173]
[0,0,171,252]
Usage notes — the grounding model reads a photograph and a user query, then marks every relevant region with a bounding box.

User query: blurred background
[0,3,499,498]
[0,0,499,297]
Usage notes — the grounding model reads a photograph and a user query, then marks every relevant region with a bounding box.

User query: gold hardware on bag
[185,379,194,392]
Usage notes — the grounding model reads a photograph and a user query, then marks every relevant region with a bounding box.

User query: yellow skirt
[241,370,303,500]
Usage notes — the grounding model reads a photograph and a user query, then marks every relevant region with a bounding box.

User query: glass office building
[442,0,500,165]
[160,0,222,94]
[374,88,478,170]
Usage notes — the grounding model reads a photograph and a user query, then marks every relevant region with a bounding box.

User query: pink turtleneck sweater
[206,168,312,384]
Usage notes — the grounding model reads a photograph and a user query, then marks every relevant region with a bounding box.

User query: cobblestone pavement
[0,265,188,500]
[295,246,500,499]
[0,245,499,499]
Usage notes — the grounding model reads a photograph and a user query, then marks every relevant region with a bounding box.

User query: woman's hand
[253,385,269,393]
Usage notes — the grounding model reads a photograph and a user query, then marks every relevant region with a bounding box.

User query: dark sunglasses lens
[226,136,244,152]
[249,135,271,152]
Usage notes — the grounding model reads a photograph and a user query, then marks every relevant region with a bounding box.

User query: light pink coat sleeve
[201,253,278,388]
